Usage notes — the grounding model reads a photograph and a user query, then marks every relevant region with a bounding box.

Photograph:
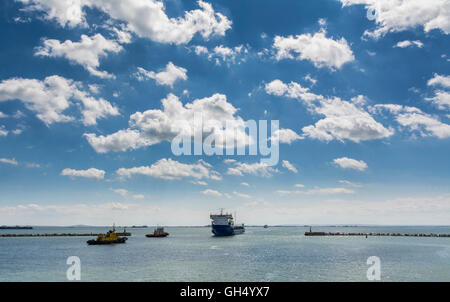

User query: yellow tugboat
[87,224,128,245]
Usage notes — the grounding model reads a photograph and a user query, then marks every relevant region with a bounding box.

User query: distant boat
[263,225,268,228]
[0,225,32,230]
[210,209,245,236]
[146,227,169,238]
[131,225,148,228]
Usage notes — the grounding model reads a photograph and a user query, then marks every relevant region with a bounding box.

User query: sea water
[0,226,449,281]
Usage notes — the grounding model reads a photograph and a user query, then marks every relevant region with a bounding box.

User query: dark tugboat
[87,225,127,245]
[146,227,169,238]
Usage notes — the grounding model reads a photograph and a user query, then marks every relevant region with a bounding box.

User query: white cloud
[0,75,118,126]
[333,157,368,171]
[425,91,450,110]
[132,194,145,199]
[201,189,223,197]
[17,0,90,28]
[3,194,450,225]
[265,79,393,142]
[35,34,123,79]
[304,74,317,85]
[339,180,362,187]
[277,187,355,195]
[0,112,8,118]
[428,74,450,88]
[190,180,208,186]
[19,0,231,44]
[340,0,450,38]
[117,158,220,180]
[281,160,298,173]
[394,40,423,48]
[294,184,305,188]
[113,188,128,197]
[193,44,249,65]
[271,128,303,144]
[233,191,251,199]
[273,29,355,70]
[226,161,278,177]
[0,158,18,165]
[61,168,105,179]
[0,126,7,137]
[374,104,450,139]
[240,182,249,187]
[135,62,187,87]
[194,45,208,55]
[85,93,250,153]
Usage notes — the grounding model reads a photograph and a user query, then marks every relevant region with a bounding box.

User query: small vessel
[210,209,245,236]
[263,225,268,228]
[146,227,169,238]
[87,225,127,245]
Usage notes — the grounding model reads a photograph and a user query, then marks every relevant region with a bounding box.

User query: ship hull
[146,233,169,238]
[233,227,245,235]
[87,237,127,245]
[212,224,235,236]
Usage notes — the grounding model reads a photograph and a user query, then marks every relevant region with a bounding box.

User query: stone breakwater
[0,232,131,237]
[305,232,450,237]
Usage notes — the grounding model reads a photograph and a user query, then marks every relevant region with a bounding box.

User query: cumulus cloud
[226,161,278,177]
[117,158,221,181]
[85,93,251,153]
[35,34,123,79]
[19,0,231,44]
[0,75,118,126]
[425,91,450,110]
[281,160,298,173]
[273,29,355,70]
[0,112,8,118]
[425,74,450,110]
[373,104,450,139]
[0,158,18,165]
[193,44,249,65]
[135,62,187,87]
[265,79,393,142]
[61,168,105,179]
[428,74,450,88]
[271,128,303,144]
[333,157,368,171]
[394,40,423,48]
[340,0,450,38]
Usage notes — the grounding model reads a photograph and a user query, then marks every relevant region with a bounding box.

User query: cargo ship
[0,225,33,229]
[210,210,245,236]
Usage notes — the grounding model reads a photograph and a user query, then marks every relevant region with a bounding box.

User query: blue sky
[0,0,449,225]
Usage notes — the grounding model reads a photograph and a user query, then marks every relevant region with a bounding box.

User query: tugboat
[210,209,245,236]
[87,225,128,245]
[146,227,169,238]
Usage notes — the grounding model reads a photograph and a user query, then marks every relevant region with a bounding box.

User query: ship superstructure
[210,209,245,236]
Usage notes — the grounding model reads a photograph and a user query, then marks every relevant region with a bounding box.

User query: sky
[0,0,449,226]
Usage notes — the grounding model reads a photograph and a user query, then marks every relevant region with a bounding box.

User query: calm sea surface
[0,226,449,281]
